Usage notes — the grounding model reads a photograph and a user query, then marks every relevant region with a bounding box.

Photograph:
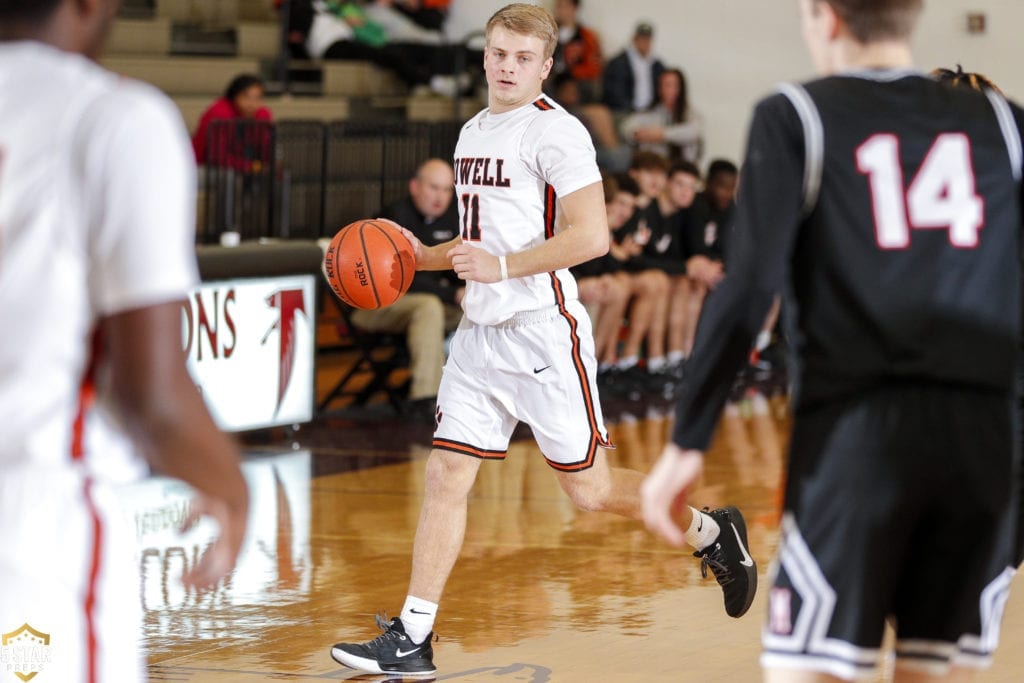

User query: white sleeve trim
[777,83,825,217]
[984,89,1023,182]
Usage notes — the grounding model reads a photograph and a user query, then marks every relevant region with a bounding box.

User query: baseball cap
[635,22,654,37]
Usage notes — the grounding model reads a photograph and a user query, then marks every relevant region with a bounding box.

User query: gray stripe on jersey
[777,82,824,217]
[984,89,1023,182]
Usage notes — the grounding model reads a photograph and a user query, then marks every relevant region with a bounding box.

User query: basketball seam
[331,226,357,307]
[358,222,383,309]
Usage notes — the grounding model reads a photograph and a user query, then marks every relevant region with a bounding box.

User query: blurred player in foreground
[643,1,1022,681]
[0,1,249,680]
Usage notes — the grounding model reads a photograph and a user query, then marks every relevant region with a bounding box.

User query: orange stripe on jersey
[432,438,507,460]
[543,183,557,239]
[72,329,102,461]
[541,182,611,468]
[82,478,103,683]
[532,97,554,111]
[547,273,614,472]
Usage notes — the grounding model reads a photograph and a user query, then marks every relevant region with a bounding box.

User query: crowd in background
[198,0,784,415]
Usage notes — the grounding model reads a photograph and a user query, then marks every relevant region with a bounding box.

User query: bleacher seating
[103,55,264,95]
[103,6,478,133]
[106,0,484,412]
[105,0,480,243]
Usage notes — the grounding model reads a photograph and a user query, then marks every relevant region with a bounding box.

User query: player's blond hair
[815,0,922,43]
[485,3,559,61]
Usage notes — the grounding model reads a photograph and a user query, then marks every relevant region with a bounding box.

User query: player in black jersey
[931,64,1024,574]
[642,1,1022,681]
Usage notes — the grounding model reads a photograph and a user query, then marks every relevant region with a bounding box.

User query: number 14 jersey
[675,70,1024,448]
[453,97,602,326]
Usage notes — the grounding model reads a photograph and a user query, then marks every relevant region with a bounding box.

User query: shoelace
[368,614,408,646]
[698,545,736,587]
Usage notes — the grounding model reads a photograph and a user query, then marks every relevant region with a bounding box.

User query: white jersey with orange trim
[0,42,199,482]
[453,95,602,326]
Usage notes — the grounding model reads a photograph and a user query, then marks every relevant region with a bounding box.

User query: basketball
[323,219,416,310]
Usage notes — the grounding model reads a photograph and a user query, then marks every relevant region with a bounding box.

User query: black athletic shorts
[761,382,1018,681]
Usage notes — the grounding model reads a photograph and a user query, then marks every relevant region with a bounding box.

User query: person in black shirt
[643,1,1022,681]
[380,158,463,320]
[632,161,702,391]
[678,159,735,362]
[931,64,1024,573]
[351,158,462,420]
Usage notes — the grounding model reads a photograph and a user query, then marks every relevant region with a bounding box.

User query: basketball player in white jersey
[330,4,757,676]
[0,1,248,681]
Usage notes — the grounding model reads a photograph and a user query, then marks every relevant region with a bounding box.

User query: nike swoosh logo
[731,523,755,567]
[533,365,551,374]
[395,647,421,658]
[409,608,431,615]
[696,515,703,532]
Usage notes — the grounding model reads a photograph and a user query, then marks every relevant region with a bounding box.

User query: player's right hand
[376,218,424,265]
[179,492,248,589]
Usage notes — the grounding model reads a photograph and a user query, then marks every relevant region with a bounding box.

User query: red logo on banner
[264,289,308,417]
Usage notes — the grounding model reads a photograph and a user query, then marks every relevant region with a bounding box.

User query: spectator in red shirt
[551,0,603,102]
[191,74,273,165]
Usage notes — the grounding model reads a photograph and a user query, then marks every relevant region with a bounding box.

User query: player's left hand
[641,443,705,547]
[447,243,501,283]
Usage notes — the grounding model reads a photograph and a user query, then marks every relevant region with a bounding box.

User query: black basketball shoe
[330,614,435,676]
[694,506,758,618]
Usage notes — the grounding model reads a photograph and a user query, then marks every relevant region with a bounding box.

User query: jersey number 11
[856,133,983,250]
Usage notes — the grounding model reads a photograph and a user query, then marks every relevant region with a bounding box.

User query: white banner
[183,275,316,431]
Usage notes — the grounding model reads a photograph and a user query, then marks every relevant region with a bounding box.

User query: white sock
[616,355,638,370]
[683,508,721,550]
[598,361,613,372]
[647,356,667,372]
[755,330,772,351]
[400,596,437,644]
[667,350,686,365]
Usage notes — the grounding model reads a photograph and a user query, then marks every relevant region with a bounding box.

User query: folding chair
[318,293,410,413]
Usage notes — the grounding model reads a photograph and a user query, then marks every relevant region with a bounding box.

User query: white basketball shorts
[433,300,613,470]
[0,465,144,683]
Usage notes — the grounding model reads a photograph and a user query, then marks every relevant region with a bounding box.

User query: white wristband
[498,255,509,281]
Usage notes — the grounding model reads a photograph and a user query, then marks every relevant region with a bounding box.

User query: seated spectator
[685,158,736,279]
[572,174,634,371]
[602,21,665,116]
[658,162,701,365]
[379,157,463,330]
[364,0,444,44]
[620,68,704,165]
[680,158,737,350]
[296,0,433,89]
[597,170,672,398]
[610,160,699,395]
[624,149,668,212]
[291,0,469,96]
[388,0,451,32]
[191,74,272,166]
[551,74,630,172]
[349,158,462,421]
[551,0,603,103]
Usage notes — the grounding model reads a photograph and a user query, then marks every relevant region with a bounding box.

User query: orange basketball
[323,219,416,309]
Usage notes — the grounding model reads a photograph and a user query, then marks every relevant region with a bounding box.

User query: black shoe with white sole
[330,614,435,676]
[694,506,758,618]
